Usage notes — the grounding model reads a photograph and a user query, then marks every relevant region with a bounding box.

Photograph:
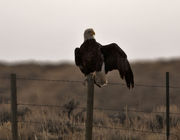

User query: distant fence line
[2,102,180,116]
[0,75,180,89]
[0,73,180,140]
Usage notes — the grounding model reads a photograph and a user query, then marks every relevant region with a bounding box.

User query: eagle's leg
[94,71,108,87]
[93,62,108,87]
[83,72,96,86]
[83,72,107,88]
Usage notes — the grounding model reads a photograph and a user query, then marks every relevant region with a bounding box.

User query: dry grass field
[0,59,180,140]
[1,104,180,140]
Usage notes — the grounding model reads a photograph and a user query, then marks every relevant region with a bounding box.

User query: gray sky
[0,0,180,62]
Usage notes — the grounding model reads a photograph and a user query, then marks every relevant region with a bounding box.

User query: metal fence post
[85,74,94,140]
[166,72,170,140]
[10,73,18,140]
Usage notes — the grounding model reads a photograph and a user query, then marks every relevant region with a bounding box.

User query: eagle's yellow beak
[91,30,95,36]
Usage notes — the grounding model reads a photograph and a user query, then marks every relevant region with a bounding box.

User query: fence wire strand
[2,102,180,115]
[0,75,180,89]
[8,102,179,115]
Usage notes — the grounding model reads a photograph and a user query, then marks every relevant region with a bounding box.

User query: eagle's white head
[84,28,95,41]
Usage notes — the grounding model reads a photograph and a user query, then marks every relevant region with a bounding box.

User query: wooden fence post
[10,73,18,140]
[166,72,170,140]
[85,74,94,140]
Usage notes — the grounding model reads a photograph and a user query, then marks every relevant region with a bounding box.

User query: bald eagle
[75,28,134,89]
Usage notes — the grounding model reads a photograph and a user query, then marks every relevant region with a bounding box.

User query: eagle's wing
[75,47,87,75]
[74,48,81,66]
[100,43,134,88]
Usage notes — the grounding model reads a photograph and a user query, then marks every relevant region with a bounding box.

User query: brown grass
[0,103,180,140]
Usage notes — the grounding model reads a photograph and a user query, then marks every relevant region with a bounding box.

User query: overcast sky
[0,0,180,63]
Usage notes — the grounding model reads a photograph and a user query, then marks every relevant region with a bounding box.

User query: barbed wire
[17,103,85,110]
[109,82,180,89]
[17,77,84,84]
[94,107,167,114]
[17,120,178,139]
[8,102,179,115]
[0,76,180,89]
[1,102,180,115]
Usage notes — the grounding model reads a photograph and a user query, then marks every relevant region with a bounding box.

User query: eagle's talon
[94,80,102,88]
